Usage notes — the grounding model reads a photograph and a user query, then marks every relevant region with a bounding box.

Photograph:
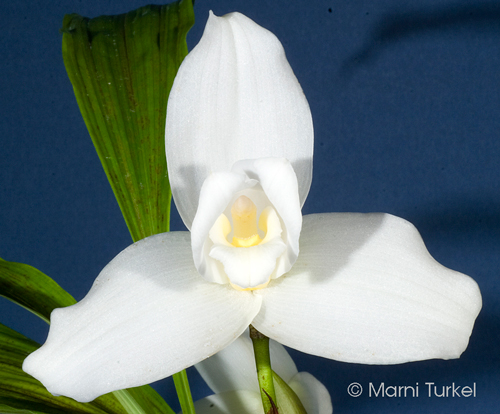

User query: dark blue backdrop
[1,0,498,412]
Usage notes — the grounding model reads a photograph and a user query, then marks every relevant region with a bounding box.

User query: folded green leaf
[5,1,196,412]
[272,371,307,414]
[0,258,76,324]
[0,404,44,413]
[61,0,194,243]
[61,1,196,411]
[0,323,124,414]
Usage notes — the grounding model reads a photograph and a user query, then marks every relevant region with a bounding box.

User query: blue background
[1,0,498,412]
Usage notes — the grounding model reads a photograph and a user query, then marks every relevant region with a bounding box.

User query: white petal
[191,171,250,284]
[23,233,262,403]
[210,238,286,289]
[253,213,482,364]
[165,12,313,228]
[288,372,333,414]
[192,158,302,288]
[232,158,302,276]
[193,390,263,414]
[195,329,298,395]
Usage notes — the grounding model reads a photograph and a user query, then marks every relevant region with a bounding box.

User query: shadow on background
[408,196,500,241]
[340,2,500,77]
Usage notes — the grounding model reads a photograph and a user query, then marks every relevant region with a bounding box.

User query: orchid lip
[191,157,303,290]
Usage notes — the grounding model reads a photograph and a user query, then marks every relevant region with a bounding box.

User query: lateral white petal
[165,12,313,228]
[232,158,302,277]
[288,372,333,414]
[191,171,250,283]
[193,390,263,414]
[23,233,261,403]
[253,213,482,364]
[195,329,298,395]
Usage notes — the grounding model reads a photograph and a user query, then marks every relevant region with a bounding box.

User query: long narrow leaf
[60,0,196,411]
[0,258,76,324]
[0,323,122,414]
[61,0,194,242]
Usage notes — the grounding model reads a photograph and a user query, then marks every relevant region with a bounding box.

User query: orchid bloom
[23,12,482,404]
[193,330,332,414]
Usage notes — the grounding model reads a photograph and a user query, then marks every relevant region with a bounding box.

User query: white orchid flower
[23,12,482,404]
[192,330,332,414]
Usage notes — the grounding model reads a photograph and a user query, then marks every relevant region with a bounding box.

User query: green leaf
[58,0,196,411]
[112,389,174,414]
[0,259,175,414]
[0,323,124,414]
[4,0,196,412]
[0,405,44,413]
[172,370,195,414]
[272,371,307,414]
[61,0,194,243]
[0,258,76,324]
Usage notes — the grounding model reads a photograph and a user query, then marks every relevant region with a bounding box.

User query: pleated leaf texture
[61,0,195,242]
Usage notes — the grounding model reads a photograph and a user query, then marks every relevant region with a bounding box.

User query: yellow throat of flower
[230,196,263,247]
[208,195,286,291]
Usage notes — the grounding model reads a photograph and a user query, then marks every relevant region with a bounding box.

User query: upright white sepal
[253,213,482,364]
[165,12,313,228]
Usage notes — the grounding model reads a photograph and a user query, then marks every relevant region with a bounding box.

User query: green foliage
[273,372,307,414]
[250,326,277,412]
[1,1,196,412]
[60,1,197,411]
[0,258,175,414]
[0,322,126,414]
[0,259,76,324]
[61,0,195,243]
[172,370,195,414]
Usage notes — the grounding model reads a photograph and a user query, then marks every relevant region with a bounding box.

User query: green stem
[173,370,196,414]
[250,325,277,413]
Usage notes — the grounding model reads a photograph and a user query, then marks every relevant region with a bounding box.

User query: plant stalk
[250,325,277,413]
[173,370,196,414]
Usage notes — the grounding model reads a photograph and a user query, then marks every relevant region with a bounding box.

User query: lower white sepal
[22,232,262,402]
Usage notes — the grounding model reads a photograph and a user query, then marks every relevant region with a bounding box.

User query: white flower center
[189,158,302,290]
[208,195,287,290]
